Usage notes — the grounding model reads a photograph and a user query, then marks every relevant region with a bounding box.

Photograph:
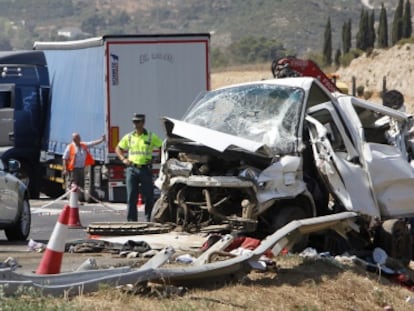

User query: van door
[306,103,380,218]
[336,96,414,218]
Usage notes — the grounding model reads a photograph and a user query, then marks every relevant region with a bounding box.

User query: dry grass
[6,252,412,310]
[40,255,414,311]
[211,65,272,90]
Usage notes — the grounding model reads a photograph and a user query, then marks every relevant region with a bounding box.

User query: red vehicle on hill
[271,57,347,93]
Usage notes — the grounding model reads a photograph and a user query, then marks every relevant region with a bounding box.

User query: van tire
[150,197,171,223]
[271,205,309,253]
[374,219,412,267]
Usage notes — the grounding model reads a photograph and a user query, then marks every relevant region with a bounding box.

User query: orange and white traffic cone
[36,205,70,274]
[137,193,144,211]
[68,183,83,228]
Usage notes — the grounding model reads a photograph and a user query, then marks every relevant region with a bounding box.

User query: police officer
[115,113,163,222]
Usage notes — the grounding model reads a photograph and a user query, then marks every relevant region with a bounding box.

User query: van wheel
[271,206,309,253]
[374,219,412,267]
[150,197,171,223]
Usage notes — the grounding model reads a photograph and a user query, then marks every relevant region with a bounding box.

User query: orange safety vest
[66,142,95,171]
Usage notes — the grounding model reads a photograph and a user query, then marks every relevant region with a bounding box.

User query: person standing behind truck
[115,113,163,222]
[62,132,105,200]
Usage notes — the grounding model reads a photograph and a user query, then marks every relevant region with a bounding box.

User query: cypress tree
[323,17,332,65]
[378,3,388,48]
[392,0,404,44]
[342,21,348,53]
[368,10,376,48]
[356,8,364,50]
[403,0,412,38]
[356,8,369,50]
[334,48,341,67]
[342,19,351,53]
[364,10,370,49]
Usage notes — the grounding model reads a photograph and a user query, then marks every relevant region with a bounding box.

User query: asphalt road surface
[0,197,146,274]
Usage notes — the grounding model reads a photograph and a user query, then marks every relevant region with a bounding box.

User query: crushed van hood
[162,117,273,156]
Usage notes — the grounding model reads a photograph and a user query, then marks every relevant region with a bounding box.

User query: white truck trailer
[32,34,210,201]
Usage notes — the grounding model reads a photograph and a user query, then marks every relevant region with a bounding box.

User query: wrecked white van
[153,77,414,261]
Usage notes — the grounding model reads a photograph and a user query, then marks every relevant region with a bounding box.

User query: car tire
[5,199,31,241]
[271,205,309,253]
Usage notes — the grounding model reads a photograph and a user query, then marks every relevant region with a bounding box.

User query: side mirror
[8,159,21,173]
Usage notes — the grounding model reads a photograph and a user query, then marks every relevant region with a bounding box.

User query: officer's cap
[132,113,145,122]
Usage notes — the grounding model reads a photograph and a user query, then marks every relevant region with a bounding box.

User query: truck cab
[0,51,50,198]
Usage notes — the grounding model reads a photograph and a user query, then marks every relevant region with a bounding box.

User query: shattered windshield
[182,84,304,153]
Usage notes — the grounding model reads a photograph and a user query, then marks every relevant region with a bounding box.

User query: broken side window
[353,104,390,144]
[350,99,409,158]
[306,82,331,109]
[308,105,350,158]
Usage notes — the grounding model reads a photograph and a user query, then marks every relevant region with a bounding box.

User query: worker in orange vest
[62,132,105,200]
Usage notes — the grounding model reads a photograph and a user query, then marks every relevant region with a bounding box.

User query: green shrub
[341,49,363,67]
[356,85,365,96]
[364,90,373,99]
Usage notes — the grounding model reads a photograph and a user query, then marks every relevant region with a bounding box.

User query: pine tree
[378,3,388,48]
[323,17,332,65]
[403,0,412,38]
[392,0,404,44]
[342,19,351,53]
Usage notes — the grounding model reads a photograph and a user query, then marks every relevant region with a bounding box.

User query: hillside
[0,0,401,55]
[212,43,414,114]
[336,43,414,112]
